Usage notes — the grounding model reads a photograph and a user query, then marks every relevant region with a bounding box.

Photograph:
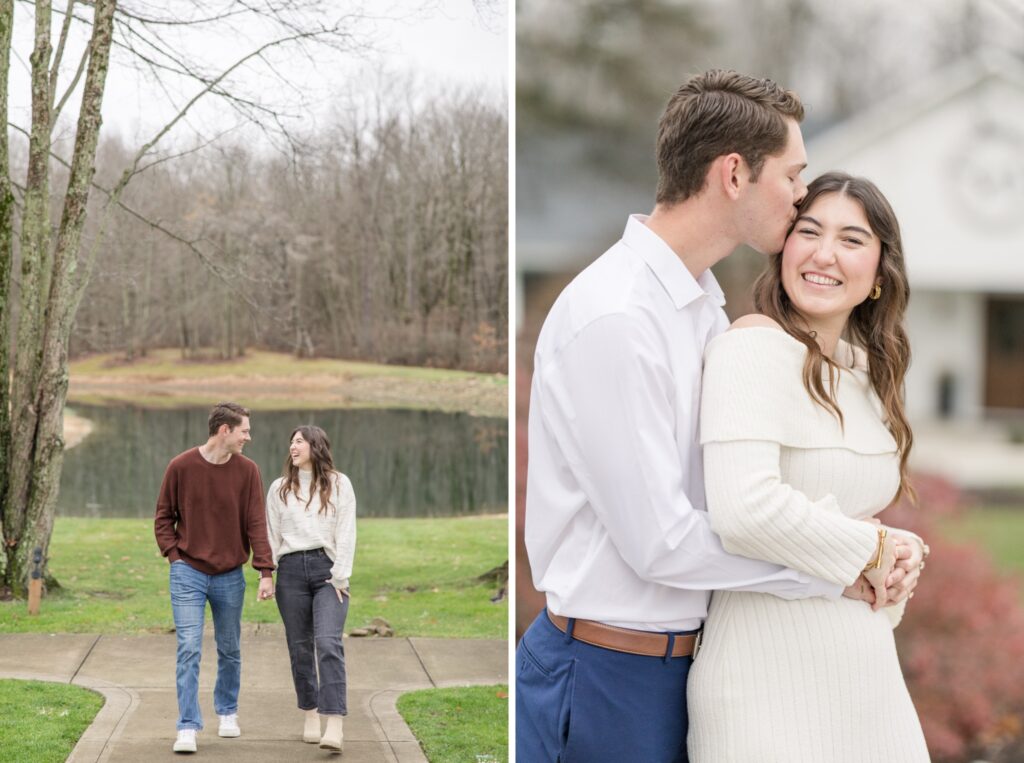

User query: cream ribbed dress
[687,327,929,762]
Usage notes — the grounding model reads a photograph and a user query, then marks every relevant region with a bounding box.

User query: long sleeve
[532,312,837,599]
[265,480,284,566]
[703,440,879,586]
[329,474,357,590]
[244,465,274,577]
[154,462,181,562]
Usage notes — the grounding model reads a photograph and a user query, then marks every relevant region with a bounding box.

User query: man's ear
[718,153,745,200]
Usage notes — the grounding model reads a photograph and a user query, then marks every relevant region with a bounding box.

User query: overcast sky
[8,1,508,154]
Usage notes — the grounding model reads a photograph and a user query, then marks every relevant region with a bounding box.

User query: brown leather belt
[547,611,699,658]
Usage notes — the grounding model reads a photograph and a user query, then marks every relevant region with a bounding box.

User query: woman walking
[266,425,356,753]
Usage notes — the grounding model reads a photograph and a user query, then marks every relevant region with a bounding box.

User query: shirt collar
[621,214,726,309]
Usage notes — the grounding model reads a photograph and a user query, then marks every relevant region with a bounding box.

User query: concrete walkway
[0,625,507,762]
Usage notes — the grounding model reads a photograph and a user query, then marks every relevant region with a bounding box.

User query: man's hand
[842,576,875,605]
[257,576,275,600]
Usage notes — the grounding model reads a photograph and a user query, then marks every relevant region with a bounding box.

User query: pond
[59,404,508,519]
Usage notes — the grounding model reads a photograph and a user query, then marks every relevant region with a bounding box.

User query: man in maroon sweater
[155,401,275,754]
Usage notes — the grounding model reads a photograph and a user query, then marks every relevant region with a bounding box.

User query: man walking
[517,70,924,762]
[155,401,275,754]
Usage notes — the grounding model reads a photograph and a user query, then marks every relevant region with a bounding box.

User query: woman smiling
[265,424,356,754]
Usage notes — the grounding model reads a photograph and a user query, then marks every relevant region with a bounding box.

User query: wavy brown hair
[277,425,337,515]
[752,172,915,503]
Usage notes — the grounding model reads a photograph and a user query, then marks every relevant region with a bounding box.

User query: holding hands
[257,576,275,601]
[843,529,928,610]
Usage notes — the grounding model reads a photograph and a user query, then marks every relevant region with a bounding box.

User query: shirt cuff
[167,548,181,563]
[800,572,843,600]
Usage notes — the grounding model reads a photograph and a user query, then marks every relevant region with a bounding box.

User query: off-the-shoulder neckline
[710,325,867,373]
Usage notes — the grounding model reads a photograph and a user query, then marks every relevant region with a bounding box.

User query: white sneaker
[218,713,241,738]
[173,729,197,753]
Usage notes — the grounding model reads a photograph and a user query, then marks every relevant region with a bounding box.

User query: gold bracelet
[866,527,888,570]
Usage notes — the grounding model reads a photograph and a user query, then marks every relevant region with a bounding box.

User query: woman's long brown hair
[752,171,915,504]
[277,425,337,515]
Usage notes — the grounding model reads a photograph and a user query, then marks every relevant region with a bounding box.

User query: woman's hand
[862,534,898,611]
[883,535,927,604]
[326,579,349,603]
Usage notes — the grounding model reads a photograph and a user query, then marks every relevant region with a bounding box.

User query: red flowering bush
[882,475,1024,763]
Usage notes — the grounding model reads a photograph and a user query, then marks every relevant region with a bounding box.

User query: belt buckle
[692,628,704,660]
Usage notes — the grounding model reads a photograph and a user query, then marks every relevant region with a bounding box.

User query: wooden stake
[27,578,42,615]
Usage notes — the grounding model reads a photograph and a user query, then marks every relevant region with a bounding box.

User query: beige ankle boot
[302,709,320,743]
[319,715,344,753]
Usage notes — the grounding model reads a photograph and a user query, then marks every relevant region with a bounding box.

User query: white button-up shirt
[526,215,841,632]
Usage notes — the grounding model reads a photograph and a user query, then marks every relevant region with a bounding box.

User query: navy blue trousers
[516,609,694,763]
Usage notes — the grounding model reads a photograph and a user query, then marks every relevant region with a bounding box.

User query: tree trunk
[3,0,55,594]
[2,0,116,595]
[0,0,16,580]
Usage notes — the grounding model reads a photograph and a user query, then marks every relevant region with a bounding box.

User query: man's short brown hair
[208,402,250,436]
[655,69,804,206]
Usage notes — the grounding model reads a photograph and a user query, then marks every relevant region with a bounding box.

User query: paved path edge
[1,666,507,763]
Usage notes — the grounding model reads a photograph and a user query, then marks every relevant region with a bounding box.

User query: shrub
[882,474,1024,762]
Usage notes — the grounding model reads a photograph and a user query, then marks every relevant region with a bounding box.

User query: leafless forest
[69,89,508,372]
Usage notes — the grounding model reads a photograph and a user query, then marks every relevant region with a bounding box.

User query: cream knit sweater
[265,470,356,590]
[687,327,928,762]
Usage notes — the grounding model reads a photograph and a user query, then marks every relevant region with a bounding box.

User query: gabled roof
[806,53,1024,293]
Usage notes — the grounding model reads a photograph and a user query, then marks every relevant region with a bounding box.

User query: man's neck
[645,198,740,280]
[199,439,232,464]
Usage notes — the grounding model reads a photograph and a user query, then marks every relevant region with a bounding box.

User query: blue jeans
[516,609,694,763]
[169,560,246,731]
[275,549,349,715]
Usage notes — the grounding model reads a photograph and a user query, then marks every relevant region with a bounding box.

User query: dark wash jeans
[275,548,349,715]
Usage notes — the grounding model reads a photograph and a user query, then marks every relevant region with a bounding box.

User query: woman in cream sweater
[266,425,356,754]
[687,172,929,761]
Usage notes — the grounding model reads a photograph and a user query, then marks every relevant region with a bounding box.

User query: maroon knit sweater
[154,447,274,577]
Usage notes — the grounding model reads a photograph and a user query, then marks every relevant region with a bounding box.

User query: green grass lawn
[0,680,103,763]
[0,516,507,639]
[397,684,508,763]
[941,506,1024,573]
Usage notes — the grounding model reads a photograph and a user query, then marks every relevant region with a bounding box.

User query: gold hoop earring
[870,284,882,300]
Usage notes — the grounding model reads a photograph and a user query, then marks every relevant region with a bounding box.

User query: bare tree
[0,0,407,595]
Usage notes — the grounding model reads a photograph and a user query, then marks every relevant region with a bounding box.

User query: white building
[807,55,1024,421]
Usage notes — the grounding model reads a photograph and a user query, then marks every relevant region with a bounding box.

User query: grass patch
[70,349,497,382]
[0,680,103,763]
[67,350,508,417]
[0,516,507,639]
[941,506,1024,573]
[397,684,508,763]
